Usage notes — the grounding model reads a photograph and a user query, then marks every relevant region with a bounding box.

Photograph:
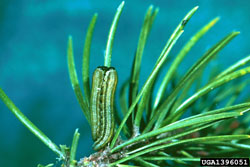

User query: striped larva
[90,66,117,150]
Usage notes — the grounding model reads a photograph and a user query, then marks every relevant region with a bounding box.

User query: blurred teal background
[0,0,249,166]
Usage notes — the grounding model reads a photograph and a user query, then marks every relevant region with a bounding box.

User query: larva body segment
[90,66,117,150]
[90,68,103,141]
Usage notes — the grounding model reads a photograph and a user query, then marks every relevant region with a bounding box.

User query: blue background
[0,0,249,166]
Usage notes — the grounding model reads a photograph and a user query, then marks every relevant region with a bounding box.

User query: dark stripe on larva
[90,66,117,150]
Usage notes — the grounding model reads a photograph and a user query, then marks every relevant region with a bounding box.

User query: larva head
[93,66,118,89]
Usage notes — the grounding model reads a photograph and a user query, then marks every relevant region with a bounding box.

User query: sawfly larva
[90,66,117,150]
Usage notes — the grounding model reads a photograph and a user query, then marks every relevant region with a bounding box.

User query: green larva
[90,66,117,150]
